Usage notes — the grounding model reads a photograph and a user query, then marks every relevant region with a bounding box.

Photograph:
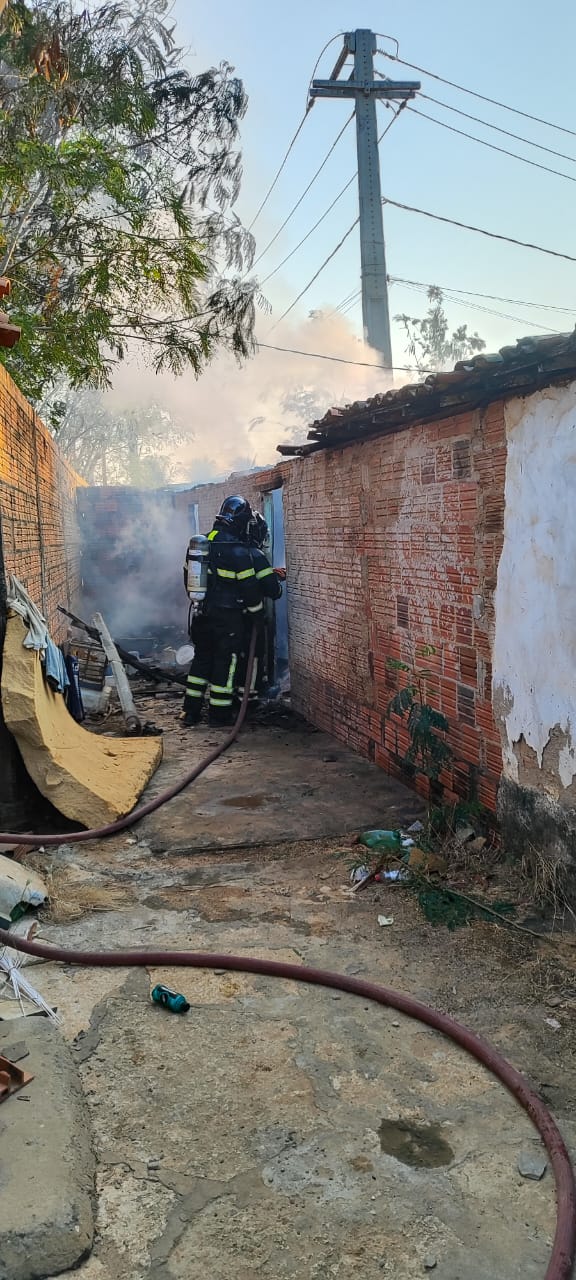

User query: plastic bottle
[358,830,403,852]
[151,984,190,1014]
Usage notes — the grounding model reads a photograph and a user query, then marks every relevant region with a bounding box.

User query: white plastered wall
[492,382,576,795]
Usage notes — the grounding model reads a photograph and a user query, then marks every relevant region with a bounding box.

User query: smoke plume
[107,310,397,482]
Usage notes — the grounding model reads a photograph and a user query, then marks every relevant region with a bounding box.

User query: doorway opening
[262,486,289,696]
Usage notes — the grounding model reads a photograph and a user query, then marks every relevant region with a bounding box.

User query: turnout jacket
[204,527,264,615]
[250,547,283,601]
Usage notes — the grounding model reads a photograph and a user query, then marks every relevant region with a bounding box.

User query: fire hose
[0,930,573,1279]
[0,628,574,1276]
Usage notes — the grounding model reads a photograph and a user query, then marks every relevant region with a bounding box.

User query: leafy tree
[396,286,485,373]
[0,0,257,409]
[46,385,185,485]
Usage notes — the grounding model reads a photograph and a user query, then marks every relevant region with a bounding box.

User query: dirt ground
[15,711,576,1280]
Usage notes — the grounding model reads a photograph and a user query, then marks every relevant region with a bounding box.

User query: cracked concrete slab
[23,836,575,1280]
[12,717,576,1280]
[0,1018,95,1280]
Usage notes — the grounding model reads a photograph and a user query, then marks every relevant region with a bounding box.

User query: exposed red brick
[280,400,506,813]
[0,366,85,638]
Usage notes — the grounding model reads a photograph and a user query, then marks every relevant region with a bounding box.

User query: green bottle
[151,984,190,1014]
[359,829,403,852]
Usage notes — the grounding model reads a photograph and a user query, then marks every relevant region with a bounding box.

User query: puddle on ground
[220,795,266,809]
[378,1118,454,1168]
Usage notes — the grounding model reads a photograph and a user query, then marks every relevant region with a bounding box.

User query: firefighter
[181,496,264,727]
[235,511,285,709]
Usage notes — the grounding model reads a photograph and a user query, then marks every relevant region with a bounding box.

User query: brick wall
[281,404,506,811]
[0,365,85,639]
[174,470,275,534]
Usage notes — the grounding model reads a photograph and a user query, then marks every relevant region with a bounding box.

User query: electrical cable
[331,287,361,314]
[257,342,431,372]
[247,110,312,231]
[259,106,403,288]
[389,277,576,316]
[0,627,258,846]
[419,93,576,166]
[381,196,576,265]
[395,280,561,334]
[249,111,355,273]
[380,49,576,141]
[408,104,576,186]
[247,32,347,234]
[266,218,359,333]
[1,930,574,1280]
[337,290,362,317]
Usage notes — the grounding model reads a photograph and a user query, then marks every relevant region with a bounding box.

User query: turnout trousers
[183,606,244,725]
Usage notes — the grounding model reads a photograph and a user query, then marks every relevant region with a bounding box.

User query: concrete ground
[5,713,576,1280]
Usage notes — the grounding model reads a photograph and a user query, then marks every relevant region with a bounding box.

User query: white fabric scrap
[6,574,49,651]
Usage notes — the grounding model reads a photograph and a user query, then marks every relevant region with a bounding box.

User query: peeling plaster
[492,383,576,792]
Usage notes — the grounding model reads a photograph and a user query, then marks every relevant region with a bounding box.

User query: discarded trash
[151,984,190,1014]
[175,644,194,667]
[375,869,409,883]
[0,1052,34,1103]
[407,821,424,834]
[0,855,47,929]
[545,1017,561,1031]
[404,847,447,873]
[0,920,60,1023]
[359,830,403,852]
[377,915,394,927]
[350,865,371,884]
[517,1151,547,1181]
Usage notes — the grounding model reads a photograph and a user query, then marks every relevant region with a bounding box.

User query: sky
[112,0,576,480]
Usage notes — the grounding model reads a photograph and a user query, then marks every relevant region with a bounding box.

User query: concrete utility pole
[310,30,419,368]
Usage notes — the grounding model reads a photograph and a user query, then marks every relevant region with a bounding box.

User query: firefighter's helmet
[248,512,268,549]
[215,495,253,537]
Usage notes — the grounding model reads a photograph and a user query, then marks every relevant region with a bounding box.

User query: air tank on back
[185,533,209,604]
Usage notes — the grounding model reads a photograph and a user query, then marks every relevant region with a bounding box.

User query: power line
[338,291,362,317]
[394,280,561,334]
[250,111,354,273]
[380,51,576,140]
[258,341,430,372]
[389,277,576,315]
[382,195,576,265]
[409,104,576,185]
[259,107,403,287]
[332,287,361,313]
[247,109,311,232]
[419,93,576,165]
[267,218,359,333]
[246,32,348,235]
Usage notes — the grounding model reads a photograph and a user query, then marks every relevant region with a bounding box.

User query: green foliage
[0,0,257,406]
[416,883,515,931]
[395,285,486,374]
[386,646,453,782]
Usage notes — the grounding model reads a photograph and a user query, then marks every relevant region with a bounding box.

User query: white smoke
[106,309,399,482]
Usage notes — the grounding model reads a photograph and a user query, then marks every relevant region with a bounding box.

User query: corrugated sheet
[277,330,576,457]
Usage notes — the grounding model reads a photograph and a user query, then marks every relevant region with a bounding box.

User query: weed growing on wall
[386,646,453,782]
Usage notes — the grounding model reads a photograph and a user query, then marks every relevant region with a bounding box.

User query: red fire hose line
[0,931,573,1279]
[0,626,574,1275]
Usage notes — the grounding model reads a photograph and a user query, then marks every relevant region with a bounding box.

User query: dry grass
[24,853,134,924]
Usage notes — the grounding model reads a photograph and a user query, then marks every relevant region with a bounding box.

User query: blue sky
[172,0,576,358]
